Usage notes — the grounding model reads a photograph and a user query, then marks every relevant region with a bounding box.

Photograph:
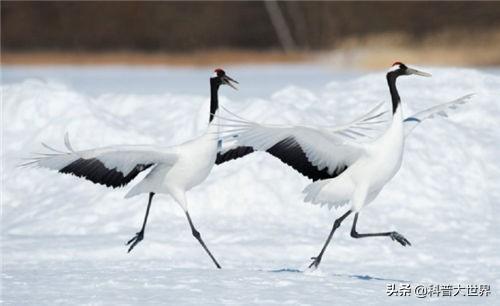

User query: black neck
[386,72,401,114]
[209,78,220,123]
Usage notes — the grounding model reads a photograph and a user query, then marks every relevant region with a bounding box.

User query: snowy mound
[2,66,499,304]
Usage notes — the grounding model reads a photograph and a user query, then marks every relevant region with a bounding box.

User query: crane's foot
[126,231,144,253]
[389,231,411,247]
[308,255,323,269]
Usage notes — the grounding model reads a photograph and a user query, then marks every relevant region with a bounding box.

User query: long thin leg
[350,212,411,246]
[309,210,352,269]
[185,211,222,269]
[126,192,154,252]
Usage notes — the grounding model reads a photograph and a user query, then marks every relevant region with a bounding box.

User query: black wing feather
[215,138,347,181]
[266,137,347,181]
[59,158,153,188]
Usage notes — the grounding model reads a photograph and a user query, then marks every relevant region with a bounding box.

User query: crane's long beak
[223,75,239,90]
[407,67,432,77]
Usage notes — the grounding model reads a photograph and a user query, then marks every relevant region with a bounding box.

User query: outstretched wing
[403,94,474,136]
[24,134,177,188]
[217,103,387,181]
[216,133,346,181]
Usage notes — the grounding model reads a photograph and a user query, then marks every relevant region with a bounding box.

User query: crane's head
[388,62,431,77]
[211,68,239,90]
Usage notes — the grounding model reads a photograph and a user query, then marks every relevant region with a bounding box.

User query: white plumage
[219,62,472,268]
[26,68,240,269]
[221,83,472,212]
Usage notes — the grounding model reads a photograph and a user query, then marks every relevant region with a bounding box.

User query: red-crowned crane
[26,69,239,269]
[218,62,473,269]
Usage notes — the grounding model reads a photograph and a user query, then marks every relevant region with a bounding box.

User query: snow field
[1,65,499,305]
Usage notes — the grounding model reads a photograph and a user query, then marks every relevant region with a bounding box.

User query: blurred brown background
[2,1,500,67]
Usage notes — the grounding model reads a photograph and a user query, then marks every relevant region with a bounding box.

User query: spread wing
[23,134,177,188]
[217,103,387,181]
[404,94,474,136]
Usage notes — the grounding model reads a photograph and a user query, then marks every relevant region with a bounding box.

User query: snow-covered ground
[2,65,499,305]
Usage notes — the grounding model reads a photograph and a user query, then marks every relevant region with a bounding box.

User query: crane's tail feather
[303,180,351,210]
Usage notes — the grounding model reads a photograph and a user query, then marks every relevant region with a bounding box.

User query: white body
[220,94,472,212]
[307,106,404,211]
[126,120,220,208]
